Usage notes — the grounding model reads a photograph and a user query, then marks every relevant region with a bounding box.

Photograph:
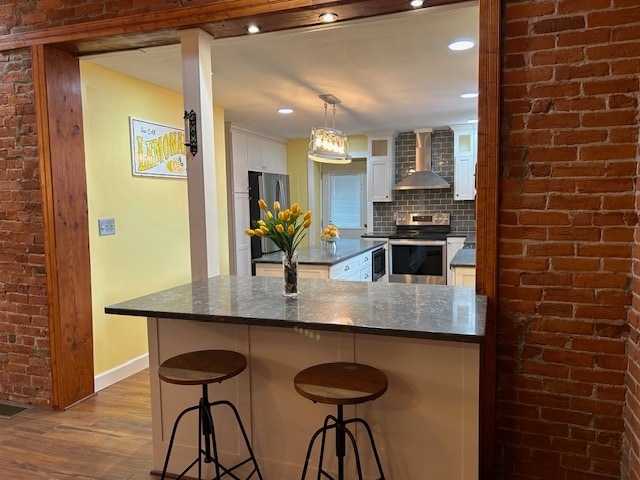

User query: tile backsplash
[372,129,476,234]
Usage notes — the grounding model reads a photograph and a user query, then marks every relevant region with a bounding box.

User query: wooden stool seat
[294,362,388,405]
[295,362,388,480]
[159,349,246,386]
[158,349,262,480]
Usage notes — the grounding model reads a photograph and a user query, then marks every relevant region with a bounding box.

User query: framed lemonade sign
[130,117,187,178]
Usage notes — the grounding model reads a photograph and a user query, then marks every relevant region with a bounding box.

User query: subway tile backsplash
[372,129,476,234]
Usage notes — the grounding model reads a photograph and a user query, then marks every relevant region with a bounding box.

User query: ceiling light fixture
[319,12,338,23]
[460,92,479,99]
[448,40,475,51]
[247,25,260,34]
[308,94,351,164]
[278,107,294,114]
[410,0,424,7]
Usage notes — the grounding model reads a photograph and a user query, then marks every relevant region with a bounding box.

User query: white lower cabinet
[255,250,374,282]
[452,266,476,286]
[446,236,466,285]
[233,192,252,276]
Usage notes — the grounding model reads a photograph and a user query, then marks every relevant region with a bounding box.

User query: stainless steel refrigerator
[248,171,290,265]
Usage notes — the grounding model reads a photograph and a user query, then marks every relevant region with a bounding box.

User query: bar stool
[294,362,388,480]
[158,349,263,480]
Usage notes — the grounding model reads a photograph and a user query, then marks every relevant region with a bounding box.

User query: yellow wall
[81,62,192,375]
[348,134,368,153]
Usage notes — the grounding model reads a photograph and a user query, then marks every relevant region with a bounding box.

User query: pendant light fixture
[308,94,351,164]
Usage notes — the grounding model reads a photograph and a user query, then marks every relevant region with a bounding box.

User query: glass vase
[282,251,299,297]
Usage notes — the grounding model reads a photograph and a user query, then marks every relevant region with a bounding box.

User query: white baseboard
[94,353,149,392]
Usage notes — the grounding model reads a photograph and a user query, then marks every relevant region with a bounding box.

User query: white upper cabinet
[258,140,287,174]
[450,124,477,201]
[366,132,396,203]
[227,123,287,190]
[246,135,287,174]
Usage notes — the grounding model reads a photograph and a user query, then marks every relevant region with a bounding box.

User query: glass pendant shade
[308,94,352,164]
[308,126,351,164]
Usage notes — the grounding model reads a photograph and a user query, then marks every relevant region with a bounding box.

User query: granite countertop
[105,276,486,343]
[450,248,476,267]
[464,232,476,246]
[254,239,385,266]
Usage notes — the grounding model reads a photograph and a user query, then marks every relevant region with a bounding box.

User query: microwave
[372,247,386,282]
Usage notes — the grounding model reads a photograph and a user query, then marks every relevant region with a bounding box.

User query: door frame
[14,0,499,475]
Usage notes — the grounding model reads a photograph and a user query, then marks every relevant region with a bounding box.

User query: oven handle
[388,239,447,246]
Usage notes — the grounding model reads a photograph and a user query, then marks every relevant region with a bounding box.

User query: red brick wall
[499,0,639,478]
[0,49,51,406]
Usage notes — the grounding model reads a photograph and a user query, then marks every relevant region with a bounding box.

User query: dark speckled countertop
[450,248,476,267]
[254,239,385,266]
[105,275,486,343]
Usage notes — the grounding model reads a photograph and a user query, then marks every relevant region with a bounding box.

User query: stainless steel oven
[388,239,446,284]
[388,212,450,284]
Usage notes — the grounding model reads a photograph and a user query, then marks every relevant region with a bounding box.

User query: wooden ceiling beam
[0,0,468,55]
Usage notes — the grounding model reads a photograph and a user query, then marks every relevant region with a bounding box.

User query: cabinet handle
[344,265,350,271]
[364,257,369,262]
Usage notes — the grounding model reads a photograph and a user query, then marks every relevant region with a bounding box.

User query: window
[322,161,366,238]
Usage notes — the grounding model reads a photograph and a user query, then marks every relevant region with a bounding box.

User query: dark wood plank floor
[0,369,154,479]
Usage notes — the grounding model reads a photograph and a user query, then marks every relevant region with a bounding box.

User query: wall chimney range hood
[393,129,450,190]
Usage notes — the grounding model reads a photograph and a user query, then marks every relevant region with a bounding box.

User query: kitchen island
[254,238,385,281]
[106,276,486,479]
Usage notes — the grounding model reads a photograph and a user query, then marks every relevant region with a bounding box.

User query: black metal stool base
[301,405,385,480]
[161,384,263,480]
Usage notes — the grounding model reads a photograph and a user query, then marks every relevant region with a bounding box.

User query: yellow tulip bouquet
[245,199,312,259]
[246,199,312,296]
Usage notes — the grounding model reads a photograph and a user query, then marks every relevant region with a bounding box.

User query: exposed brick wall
[498,0,639,479]
[0,49,50,406]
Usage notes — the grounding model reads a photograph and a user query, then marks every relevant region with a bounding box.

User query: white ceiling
[82,1,478,140]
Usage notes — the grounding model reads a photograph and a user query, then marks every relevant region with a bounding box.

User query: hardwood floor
[0,369,154,479]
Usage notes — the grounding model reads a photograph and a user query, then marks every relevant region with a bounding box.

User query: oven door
[388,239,446,284]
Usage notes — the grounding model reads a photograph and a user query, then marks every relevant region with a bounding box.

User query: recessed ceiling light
[448,40,475,51]
[278,108,294,114]
[247,25,260,34]
[460,92,479,99]
[319,12,338,23]
[410,0,424,7]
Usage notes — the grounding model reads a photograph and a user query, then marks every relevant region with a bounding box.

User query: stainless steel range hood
[393,129,450,190]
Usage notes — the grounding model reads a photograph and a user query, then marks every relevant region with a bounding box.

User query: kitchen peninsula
[254,239,385,281]
[106,276,486,479]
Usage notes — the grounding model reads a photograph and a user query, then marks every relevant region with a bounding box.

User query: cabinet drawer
[330,257,360,279]
[359,252,371,268]
[359,268,372,282]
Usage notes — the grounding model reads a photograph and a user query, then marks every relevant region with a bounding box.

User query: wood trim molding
[476,0,500,477]
[33,44,95,410]
[32,44,63,408]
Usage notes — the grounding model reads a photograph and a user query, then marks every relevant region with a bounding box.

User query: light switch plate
[98,218,115,236]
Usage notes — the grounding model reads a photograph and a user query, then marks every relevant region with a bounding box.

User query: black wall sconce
[184,109,198,156]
